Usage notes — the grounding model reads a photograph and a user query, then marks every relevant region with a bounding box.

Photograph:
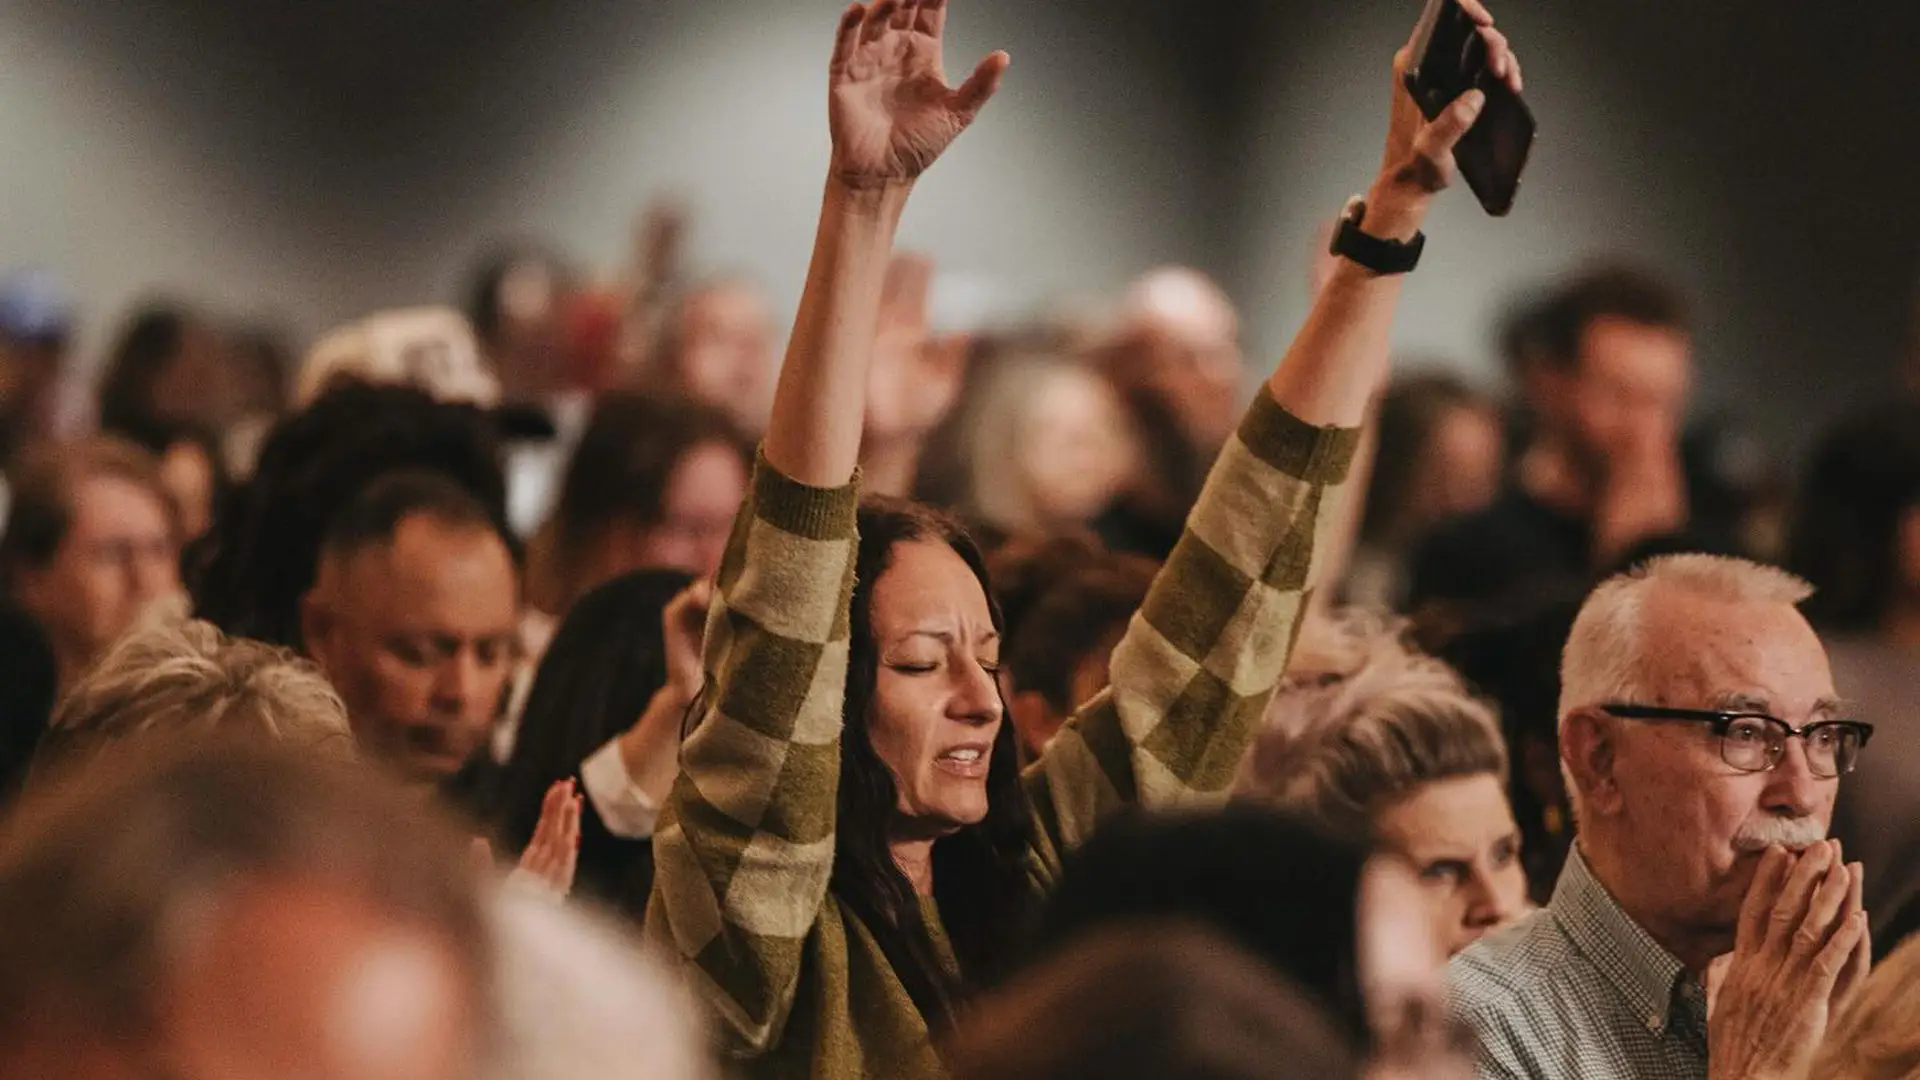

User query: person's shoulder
[1447,908,1573,1008]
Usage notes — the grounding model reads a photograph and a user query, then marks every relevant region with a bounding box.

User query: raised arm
[1027,2,1521,852]
[767,0,1007,487]
[646,0,1006,1057]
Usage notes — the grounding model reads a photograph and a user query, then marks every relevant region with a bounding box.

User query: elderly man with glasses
[1450,554,1875,1080]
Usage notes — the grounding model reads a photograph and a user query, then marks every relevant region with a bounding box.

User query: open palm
[829,0,1009,188]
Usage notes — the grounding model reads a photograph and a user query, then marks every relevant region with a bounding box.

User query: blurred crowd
[0,2,1917,1080]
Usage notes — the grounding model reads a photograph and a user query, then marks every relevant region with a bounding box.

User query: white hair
[485,887,712,1080]
[1557,554,1814,821]
[1559,554,1813,716]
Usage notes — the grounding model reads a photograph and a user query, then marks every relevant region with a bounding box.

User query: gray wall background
[2,0,1915,455]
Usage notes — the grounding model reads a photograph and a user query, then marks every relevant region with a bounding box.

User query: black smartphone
[1404,0,1536,216]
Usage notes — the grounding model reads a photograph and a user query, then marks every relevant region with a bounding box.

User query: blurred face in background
[305,515,520,784]
[491,261,571,402]
[1406,403,1505,530]
[15,471,180,670]
[1018,368,1141,531]
[1112,269,1244,450]
[1543,317,1692,482]
[590,440,748,583]
[674,282,774,430]
[151,320,239,432]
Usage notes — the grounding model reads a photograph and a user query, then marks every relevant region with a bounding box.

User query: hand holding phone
[1404,0,1535,216]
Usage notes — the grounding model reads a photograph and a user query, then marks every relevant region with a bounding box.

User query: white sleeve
[579,738,662,840]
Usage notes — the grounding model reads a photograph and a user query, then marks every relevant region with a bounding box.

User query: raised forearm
[762,179,911,487]
[1264,181,1431,429]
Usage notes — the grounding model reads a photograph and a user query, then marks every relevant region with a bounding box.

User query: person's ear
[1560,707,1623,816]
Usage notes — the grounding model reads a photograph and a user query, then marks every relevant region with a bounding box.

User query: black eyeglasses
[1601,704,1873,779]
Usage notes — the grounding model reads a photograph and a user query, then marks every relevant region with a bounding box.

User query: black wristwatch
[1328,196,1425,275]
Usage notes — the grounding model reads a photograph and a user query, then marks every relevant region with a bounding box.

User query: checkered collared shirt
[1448,846,1711,1080]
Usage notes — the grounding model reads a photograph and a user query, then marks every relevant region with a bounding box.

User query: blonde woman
[1237,609,1528,955]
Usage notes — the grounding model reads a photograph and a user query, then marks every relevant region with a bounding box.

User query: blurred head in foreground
[949,922,1360,1080]
[0,738,488,1080]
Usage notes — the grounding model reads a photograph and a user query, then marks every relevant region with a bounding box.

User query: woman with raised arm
[646,2,1520,1077]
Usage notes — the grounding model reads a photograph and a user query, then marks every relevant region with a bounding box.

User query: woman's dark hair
[97,304,199,437]
[1786,398,1920,632]
[488,569,692,919]
[833,498,1038,1032]
[191,381,510,649]
[1028,803,1374,1048]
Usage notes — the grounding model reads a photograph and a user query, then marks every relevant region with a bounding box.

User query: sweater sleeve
[645,451,859,1058]
[1025,390,1360,857]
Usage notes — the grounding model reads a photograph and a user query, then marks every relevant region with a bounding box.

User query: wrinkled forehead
[1635,592,1837,719]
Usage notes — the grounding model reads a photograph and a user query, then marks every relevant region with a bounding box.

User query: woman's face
[1017,370,1139,529]
[865,539,1004,837]
[633,441,749,578]
[1371,773,1528,956]
[1407,404,1503,532]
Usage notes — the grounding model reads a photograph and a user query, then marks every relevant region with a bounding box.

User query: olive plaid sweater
[646,390,1360,1080]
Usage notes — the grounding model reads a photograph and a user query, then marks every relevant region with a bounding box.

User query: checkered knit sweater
[646,391,1359,1080]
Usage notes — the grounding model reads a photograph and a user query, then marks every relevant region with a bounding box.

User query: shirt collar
[1550,845,1698,1036]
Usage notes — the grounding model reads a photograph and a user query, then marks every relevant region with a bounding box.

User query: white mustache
[1732,817,1828,853]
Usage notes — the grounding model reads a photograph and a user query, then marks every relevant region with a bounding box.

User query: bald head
[1106,267,1244,448]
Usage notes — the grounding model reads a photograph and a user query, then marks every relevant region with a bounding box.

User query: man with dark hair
[193,381,510,650]
[1411,265,1697,631]
[302,469,520,789]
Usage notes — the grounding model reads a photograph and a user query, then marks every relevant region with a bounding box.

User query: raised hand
[1378,0,1523,203]
[661,579,713,705]
[507,778,582,901]
[865,254,966,442]
[829,0,1010,190]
